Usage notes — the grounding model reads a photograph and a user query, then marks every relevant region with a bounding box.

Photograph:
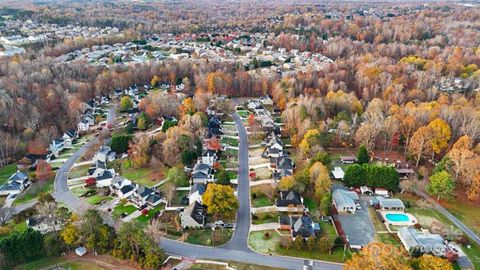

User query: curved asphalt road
[53,111,342,270]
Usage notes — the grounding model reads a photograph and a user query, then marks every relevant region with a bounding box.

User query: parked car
[214,220,225,227]
[139,204,148,210]
[224,223,234,228]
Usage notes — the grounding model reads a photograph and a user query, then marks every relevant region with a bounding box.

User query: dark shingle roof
[276,190,302,207]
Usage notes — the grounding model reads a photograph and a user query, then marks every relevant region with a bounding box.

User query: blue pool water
[385,213,410,222]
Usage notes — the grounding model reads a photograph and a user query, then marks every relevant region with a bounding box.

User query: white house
[49,138,65,157]
[110,175,136,199]
[332,189,359,214]
[180,201,206,229]
[188,183,206,204]
[62,129,78,147]
[0,171,30,196]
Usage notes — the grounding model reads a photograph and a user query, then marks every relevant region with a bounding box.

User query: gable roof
[137,185,154,198]
[276,190,302,207]
[8,171,28,182]
[292,215,315,238]
[189,183,206,196]
[184,201,206,225]
[119,184,135,195]
[332,189,358,210]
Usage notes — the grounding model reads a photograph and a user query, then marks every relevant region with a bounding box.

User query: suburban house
[191,162,215,184]
[188,183,206,204]
[341,156,356,164]
[62,129,78,147]
[180,201,207,229]
[110,176,136,199]
[207,116,222,138]
[280,214,319,240]
[330,167,345,180]
[259,95,274,105]
[78,113,95,132]
[131,185,162,207]
[270,156,294,174]
[94,146,116,163]
[199,150,217,166]
[398,226,457,259]
[95,169,115,187]
[376,197,405,211]
[262,134,284,158]
[49,138,65,157]
[273,168,293,181]
[26,216,62,233]
[20,153,52,169]
[0,171,30,196]
[332,189,359,214]
[276,190,303,207]
[396,164,416,180]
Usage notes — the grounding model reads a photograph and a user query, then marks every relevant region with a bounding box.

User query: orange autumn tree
[36,160,54,181]
[207,137,222,151]
[344,242,411,270]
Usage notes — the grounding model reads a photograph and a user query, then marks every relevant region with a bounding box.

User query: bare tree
[261,183,276,202]
[0,207,12,225]
[162,182,176,206]
[146,217,164,243]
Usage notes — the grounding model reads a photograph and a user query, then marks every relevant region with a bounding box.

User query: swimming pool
[385,213,410,222]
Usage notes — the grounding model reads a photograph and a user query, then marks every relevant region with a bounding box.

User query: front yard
[121,166,164,187]
[184,228,233,246]
[136,204,165,224]
[13,180,54,205]
[68,164,91,179]
[221,137,239,147]
[112,204,137,219]
[85,194,113,206]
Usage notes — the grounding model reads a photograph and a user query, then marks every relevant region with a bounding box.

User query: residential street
[52,112,343,270]
[222,112,251,251]
[53,139,94,214]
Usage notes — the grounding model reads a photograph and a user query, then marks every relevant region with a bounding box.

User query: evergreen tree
[357,145,370,164]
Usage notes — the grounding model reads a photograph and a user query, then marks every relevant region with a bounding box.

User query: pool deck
[380,211,417,232]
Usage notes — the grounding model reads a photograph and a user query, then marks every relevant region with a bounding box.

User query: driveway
[334,199,375,248]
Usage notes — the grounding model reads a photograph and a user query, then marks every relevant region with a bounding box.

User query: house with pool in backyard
[331,185,460,262]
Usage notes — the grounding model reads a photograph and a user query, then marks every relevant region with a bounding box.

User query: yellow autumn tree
[278,175,296,190]
[202,184,239,219]
[344,242,412,270]
[180,97,196,117]
[299,129,320,158]
[427,118,451,160]
[418,255,453,270]
[309,162,332,199]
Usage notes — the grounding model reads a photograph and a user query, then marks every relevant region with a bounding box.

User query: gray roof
[9,171,28,182]
[377,197,405,209]
[398,227,447,255]
[332,189,358,210]
[0,181,22,192]
[189,183,206,196]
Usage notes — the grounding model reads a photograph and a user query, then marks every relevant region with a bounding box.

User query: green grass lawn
[185,228,233,246]
[136,204,165,224]
[17,257,105,270]
[71,186,89,197]
[440,198,480,235]
[122,167,161,187]
[0,163,18,185]
[251,196,273,208]
[303,197,318,215]
[221,137,239,147]
[252,213,280,225]
[237,110,251,118]
[112,204,137,219]
[13,180,54,205]
[249,230,280,253]
[85,194,113,205]
[68,164,91,179]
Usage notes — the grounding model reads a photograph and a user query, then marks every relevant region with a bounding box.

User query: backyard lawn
[440,197,480,235]
[303,197,318,216]
[122,167,163,187]
[185,228,233,246]
[0,163,18,185]
[237,110,251,118]
[13,180,54,205]
[172,190,189,206]
[112,204,137,219]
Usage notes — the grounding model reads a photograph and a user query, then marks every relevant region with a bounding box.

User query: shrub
[263,232,271,239]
